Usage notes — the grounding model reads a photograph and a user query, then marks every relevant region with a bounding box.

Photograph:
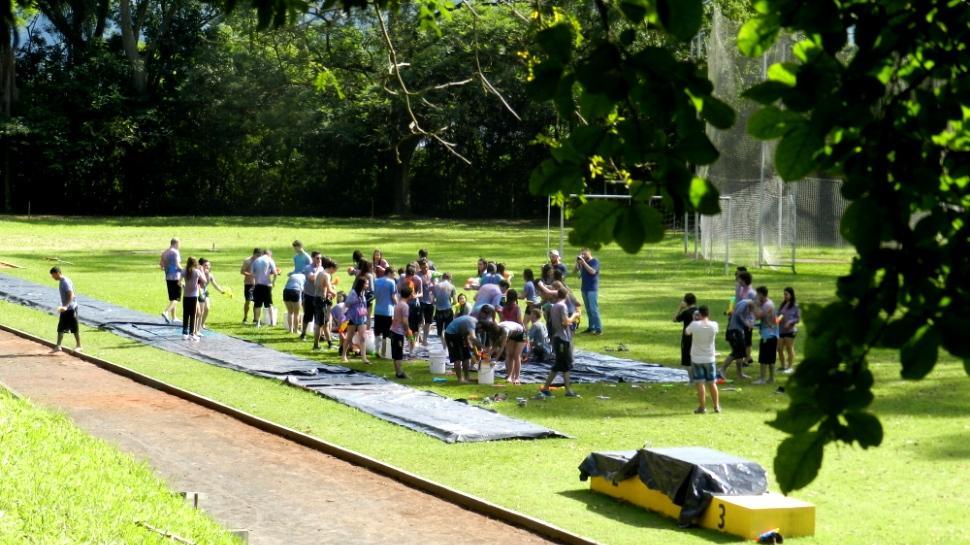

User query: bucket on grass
[478,363,495,385]
[363,330,376,355]
[430,353,447,374]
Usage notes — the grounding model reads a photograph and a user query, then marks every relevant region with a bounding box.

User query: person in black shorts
[673,293,699,367]
[50,267,81,352]
[719,298,753,379]
[240,247,260,323]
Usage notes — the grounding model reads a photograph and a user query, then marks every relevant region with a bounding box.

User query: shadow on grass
[556,489,740,542]
[921,432,970,460]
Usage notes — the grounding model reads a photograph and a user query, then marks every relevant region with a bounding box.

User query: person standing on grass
[398,264,424,355]
[240,247,260,324]
[282,270,305,334]
[684,306,720,414]
[299,252,322,340]
[196,258,226,334]
[373,267,398,358]
[181,257,207,341]
[433,272,457,344]
[673,293,699,367]
[443,312,487,384]
[473,279,507,317]
[777,287,801,374]
[548,250,568,277]
[49,267,81,352]
[497,320,526,384]
[719,297,753,380]
[418,248,436,271]
[500,289,522,324]
[291,240,311,274]
[418,259,436,346]
[539,287,580,399]
[372,249,389,277]
[751,286,779,385]
[522,268,540,308]
[576,248,602,335]
[341,277,371,364]
[251,249,278,327]
[159,238,182,324]
[390,285,413,379]
[313,257,338,350]
[736,270,756,365]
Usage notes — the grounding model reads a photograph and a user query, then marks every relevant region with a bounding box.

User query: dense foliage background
[5,2,557,216]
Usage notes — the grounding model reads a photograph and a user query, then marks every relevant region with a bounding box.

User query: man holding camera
[575,248,602,335]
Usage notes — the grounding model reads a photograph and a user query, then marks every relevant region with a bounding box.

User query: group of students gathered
[158,238,602,396]
[673,266,802,414]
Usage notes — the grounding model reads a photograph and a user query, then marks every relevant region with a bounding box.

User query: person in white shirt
[250,249,278,327]
[684,306,721,414]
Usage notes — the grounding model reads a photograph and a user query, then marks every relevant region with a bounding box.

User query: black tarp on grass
[579,447,768,525]
[0,274,563,442]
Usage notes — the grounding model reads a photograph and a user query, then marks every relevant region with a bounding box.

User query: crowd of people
[156,238,602,393]
[673,266,801,414]
[44,240,802,413]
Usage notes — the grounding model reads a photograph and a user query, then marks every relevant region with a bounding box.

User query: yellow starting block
[590,475,815,539]
[581,448,814,540]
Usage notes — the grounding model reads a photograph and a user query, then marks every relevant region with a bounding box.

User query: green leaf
[568,200,622,249]
[738,14,780,57]
[769,403,824,434]
[748,107,806,140]
[656,0,702,41]
[844,411,883,449]
[900,325,940,380]
[774,431,825,494]
[700,95,735,129]
[613,203,664,253]
[676,131,719,165]
[839,198,884,252]
[527,62,564,101]
[964,359,970,376]
[742,81,790,105]
[775,124,823,180]
[619,0,650,23]
[529,159,583,196]
[579,91,614,120]
[688,176,720,213]
[536,24,574,64]
[767,63,798,87]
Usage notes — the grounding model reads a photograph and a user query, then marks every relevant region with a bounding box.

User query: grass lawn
[0,389,240,544]
[0,216,968,545]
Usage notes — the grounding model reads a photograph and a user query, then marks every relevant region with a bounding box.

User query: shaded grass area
[0,389,239,544]
[1,216,968,545]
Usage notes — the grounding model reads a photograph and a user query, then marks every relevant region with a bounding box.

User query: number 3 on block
[718,503,726,529]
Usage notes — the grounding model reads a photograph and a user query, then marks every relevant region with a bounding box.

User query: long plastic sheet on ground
[578,447,768,525]
[0,274,563,443]
[411,343,689,384]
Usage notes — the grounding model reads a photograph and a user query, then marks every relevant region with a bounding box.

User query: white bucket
[382,336,392,357]
[429,354,447,374]
[364,330,376,354]
[478,364,495,385]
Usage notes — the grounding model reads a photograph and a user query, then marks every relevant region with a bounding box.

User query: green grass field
[1,216,968,545]
[0,388,240,545]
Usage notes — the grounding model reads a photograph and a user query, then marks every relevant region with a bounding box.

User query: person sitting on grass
[390,285,413,379]
[49,266,81,353]
[443,308,490,384]
[527,307,551,363]
[684,306,720,414]
[539,288,580,398]
[719,297,754,380]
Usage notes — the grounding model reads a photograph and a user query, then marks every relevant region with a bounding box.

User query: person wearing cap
[548,250,568,277]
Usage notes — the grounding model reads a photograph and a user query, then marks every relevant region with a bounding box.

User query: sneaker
[74,347,83,353]
[591,331,602,336]
[694,407,706,414]
[564,391,581,398]
[161,312,171,324]
[190,335,200,342]
[395,372,409,379]
[781,367,795,375]
[714,405,722,413]
[50,346,62,353]
[182,334,190,340]
[739,373,752,379]
[538,389,553,398]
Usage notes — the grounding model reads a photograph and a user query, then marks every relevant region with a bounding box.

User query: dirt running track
[0,330,554,545]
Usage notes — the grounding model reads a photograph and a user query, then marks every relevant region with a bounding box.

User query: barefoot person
[777,287,801,374]
[497,320,526,384]
[299,252,323,340]
[181,257,207,341]
[685,306,720,413]
[49,267,81,352]
[341,277,371,364]
[240,248,260,323]
[313,257,338,350]
[390,285,413,379]
[196,258,227,334]
[538,288,581,398]
[282,270,306,334]
[251,249,279,327]
[720,297,754,380]
[751,286,779,385]
[443,308,490,383]
[159,238,182,323]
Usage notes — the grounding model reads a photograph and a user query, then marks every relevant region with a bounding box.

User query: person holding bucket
[443,305,491,384]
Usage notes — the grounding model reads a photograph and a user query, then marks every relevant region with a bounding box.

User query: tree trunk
[391,136,419,215]
[119,0,147,94]
[1,23,14,212]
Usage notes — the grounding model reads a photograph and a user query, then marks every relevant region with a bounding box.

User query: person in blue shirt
[50,267,81,352]
[291,240,311,274]
[373,267,398,358]
[443,306,492,383]
[575,247,602,335]
[719,297,754,379]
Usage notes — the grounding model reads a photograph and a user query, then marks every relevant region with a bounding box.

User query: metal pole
[683,212,689,254]
[791,191,798,274]
[546,196,551,255]
[757,52,768,268]
[559,203,565,257]
[693,212,699,259]
[725,197,732,275]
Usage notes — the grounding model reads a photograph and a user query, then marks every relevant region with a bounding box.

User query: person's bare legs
[709,383,720,412]
[164,299,179,321]
[695,382,707,412]
[340,325,357,361]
